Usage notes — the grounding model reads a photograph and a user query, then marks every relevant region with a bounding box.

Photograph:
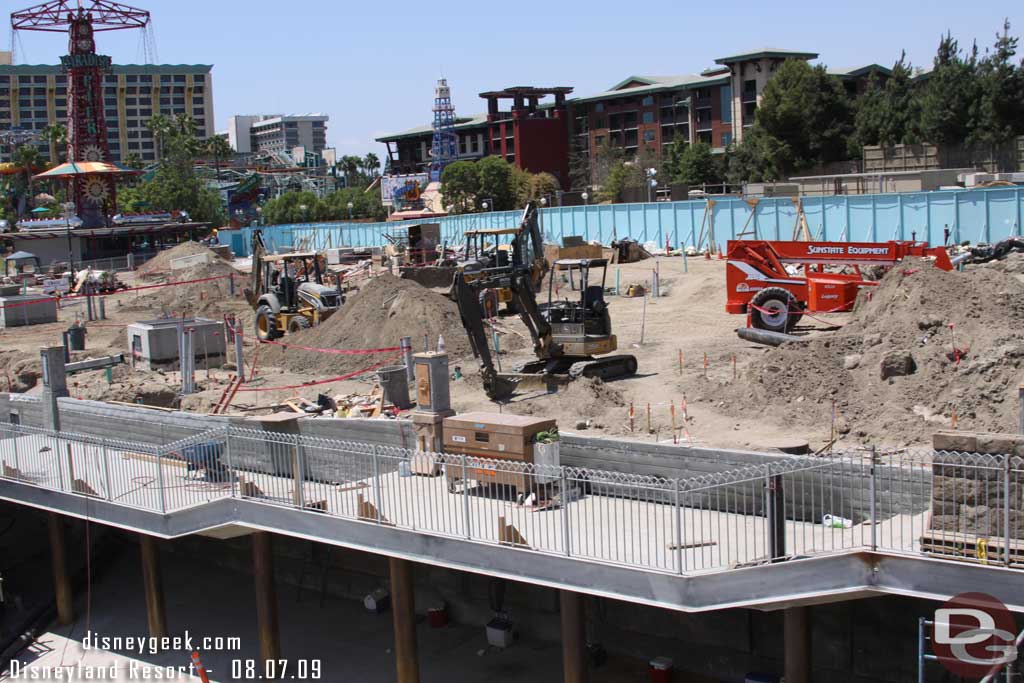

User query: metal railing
[1,422,1021,576]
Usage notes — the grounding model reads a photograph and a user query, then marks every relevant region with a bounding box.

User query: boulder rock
[880,350,916,380]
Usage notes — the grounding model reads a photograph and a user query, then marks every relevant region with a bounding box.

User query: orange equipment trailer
[726,240,953,332]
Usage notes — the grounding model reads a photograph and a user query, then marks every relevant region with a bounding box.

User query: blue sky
[7,0,1020,159]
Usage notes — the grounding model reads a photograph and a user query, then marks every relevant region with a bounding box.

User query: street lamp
[581,192,589,205]
[347,201,354,220]
[255,206,263,226]
[299,203,308,223]
[62,201,75,274]
[481,201,489,212]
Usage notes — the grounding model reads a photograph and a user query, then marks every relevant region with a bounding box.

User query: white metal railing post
[560,468,571,557]
[675,478,683,574]
[461,454,471,539]
[869,447,878,552]
[294,434,305,509]
[1004,455,1012,567]
[53,436,65,492]
[102,438,113,501]
[371,445,382,523]
[156,448,166,513]
[225,425,237,498]
[10,429,20,481]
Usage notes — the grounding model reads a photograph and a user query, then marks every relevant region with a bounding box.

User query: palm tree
[204,135,234,182]
[146,113,173,161]
[363,152,380,178]
[12,145,42,216]
[124,152,145,170]
[340,155,361,187]
[40,123,68,163]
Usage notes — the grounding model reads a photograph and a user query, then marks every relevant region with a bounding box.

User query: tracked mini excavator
[451,203,638,400]
[244,229,343,341]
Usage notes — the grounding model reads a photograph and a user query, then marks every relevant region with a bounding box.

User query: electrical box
[413,351,451,414]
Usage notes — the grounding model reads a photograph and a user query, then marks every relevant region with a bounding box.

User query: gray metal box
[126,317,226,370]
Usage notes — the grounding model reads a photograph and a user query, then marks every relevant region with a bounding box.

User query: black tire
[288,315,312,334]
[255,305,281,341]
[749,287,799,333]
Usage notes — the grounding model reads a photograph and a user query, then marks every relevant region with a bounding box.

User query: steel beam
[65,354,125,375]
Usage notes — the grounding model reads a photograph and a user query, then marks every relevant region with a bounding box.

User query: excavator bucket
[484,374,519,401]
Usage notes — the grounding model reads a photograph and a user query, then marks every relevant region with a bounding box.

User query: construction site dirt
[3,244,1023,453]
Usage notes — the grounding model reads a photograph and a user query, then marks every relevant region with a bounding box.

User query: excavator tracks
[567,355,638,381]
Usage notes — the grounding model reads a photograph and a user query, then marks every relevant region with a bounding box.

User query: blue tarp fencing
[220,187,1024,258]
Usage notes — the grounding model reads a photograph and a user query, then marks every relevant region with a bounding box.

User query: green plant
[534,428,560,444]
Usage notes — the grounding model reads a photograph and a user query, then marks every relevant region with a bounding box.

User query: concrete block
[977,433,1023,455]
[0,295,58,328]
[933,431,977,453]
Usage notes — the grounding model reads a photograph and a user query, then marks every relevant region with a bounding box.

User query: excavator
[450,202,638,400]
[244,229,343,340]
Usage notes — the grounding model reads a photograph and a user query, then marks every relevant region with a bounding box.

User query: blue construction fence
[219,187,1024,258]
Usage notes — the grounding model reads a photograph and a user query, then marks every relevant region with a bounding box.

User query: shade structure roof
[33,161,141,179]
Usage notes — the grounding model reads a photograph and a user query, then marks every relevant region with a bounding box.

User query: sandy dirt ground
[6,243,1017,454]
[0,252,836,452]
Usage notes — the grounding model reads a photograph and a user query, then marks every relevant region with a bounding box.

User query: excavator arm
[244,229,267,308]
[450,202,560,399]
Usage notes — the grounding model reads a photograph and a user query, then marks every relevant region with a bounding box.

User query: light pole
[647,168,658,202]
[255,206,263,226]
[347,201,354,220]
[62,201,75,273]
[481,200,490,213]
[581,192,589,206]
[299,203,308,223]
[539,196,547,236]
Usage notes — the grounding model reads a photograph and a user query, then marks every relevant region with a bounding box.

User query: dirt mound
[703,260,1024,447]
[137,241,217,276]
[463,377,629,433]
[0,349,41,392]
[125,260,241,317]
[267,274,475,376]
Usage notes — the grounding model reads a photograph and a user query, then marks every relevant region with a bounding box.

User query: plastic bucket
[377,365,411,409]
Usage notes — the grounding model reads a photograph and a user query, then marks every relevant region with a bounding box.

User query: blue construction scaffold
[429,78,459,183]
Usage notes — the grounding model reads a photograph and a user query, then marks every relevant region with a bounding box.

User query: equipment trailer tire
[749,287,802,333]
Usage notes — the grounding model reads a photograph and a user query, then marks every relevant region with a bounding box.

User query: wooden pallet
[920,529,1024,565]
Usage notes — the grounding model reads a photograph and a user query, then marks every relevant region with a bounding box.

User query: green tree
[854,54,921,147]
[146,113,174,160]
[440,160,479,213]
[599,161,644,202]
[123,152,145,170]
[40,123,67,163]
[752,59,855,177]
[362,152,381,178]
[339,155,361,187]
[203,135,234,182]
[11,145,42,216]
[919,33,980,144]
[259,191,321,225]
[475,156,516,210]
[665,140,719,186]
[119,114,224,224]
[971,20,1024,145]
